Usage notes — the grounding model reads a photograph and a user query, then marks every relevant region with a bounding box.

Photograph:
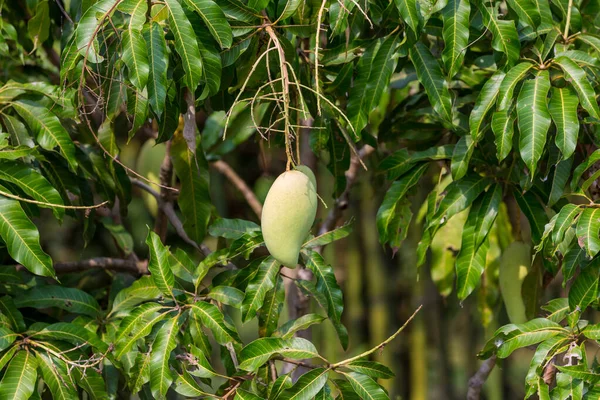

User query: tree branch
[211,160,262,219]
[467,355,497,400]
[51,258,148,275]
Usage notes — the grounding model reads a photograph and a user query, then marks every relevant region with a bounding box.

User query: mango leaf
[0,327,17,352]
[165,0,202,90]
[549,86,579,160]
[556,365,600,384]
[0,184,54,278]
[74,0,120,63]
[377,163,428,246]
[111,276,162,315]
[208,218,260,239]
[342,371,390,400]
[575,208,600,258]
[0,296,25,332]
[568,261,599,313]
[548,157,573,207]
[278,368,329,400]
[379,145,452,181]
[505,0,540,28]
[238,337,319,372]
[174,370,212,397]
[150,317,179,399]
[258,275,285,337]
[497,62,534,111]
[0,350,38,400]
[114,307,168,360]
[491,107,516,162]
[482,318,566,358]
[126,88,149,140]
[451,135,474,180]
[395,0,421,33]
[144,22,168,116]
[171,132,211,244]
[441,0,470,78]
[477,1,520,66]
[554,56,600,119]
[36,351,79,400]
[274,314,326,339]
[13,286,101,317]
[35,322,108,353]
[128,350,151,394]
[345,361,395,379]
[455,184,502,300]
[513,189,548,244]
[241,256,280,322]
[410,42,453,123]
[185,0,232,49]
[189,301,240,344]
[517,70,551,178]
[303,220,353,248]
[470,71,505,142]
[11,100,77,171]
[146,231,175,299]
[302,250,347,349]
[122,29,149,91]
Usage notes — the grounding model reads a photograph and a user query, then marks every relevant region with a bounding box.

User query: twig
[564,0,574,40]
[316,145,375,242]
[467,355,497,400]
[211,160,262,219]
[49,258,148,275]
[0,189,109,210]
[154,140,173,241]
[330,305,422,368]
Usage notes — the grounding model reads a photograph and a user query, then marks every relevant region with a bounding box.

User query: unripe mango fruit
[499,241,530,324]
[261,166,317,266]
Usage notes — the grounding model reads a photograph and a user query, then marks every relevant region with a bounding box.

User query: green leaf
[549,87,579,160]
[575,208,600,258]
[0,184,54,278]
[235,388,263,400]
[274,314,327,339]
[277,368,329,400]
[513,189,548,244]
[491,107,516,162]
[0,296,25,332]
[490,318,566,358]
[277,0,302,21]
[379,145,453,181]
[114,306,168,360]
[430,174,491,228]
[174,369,212,397]
[127,88,149,140]
[215,0,259,23]
[241,256,280,322]
[410,42,453,123]
[345,361,395,379]
[114,303,166,359]
[164,0,202,90]
[122,29,149,91]
[35,322,108,353]
[171,131,211,243]
[554,56,600,119]
[456,184,502,300]
[0,327,17,352]
[551,203,580,248]
[150,317,179,399]
[111,276,162,315]
[525,336,568,391]
[451,135,474,180]
[303,220,353,248]
[74,0,120,63]
[0,350,38,400]
[497,62,534,111]
[517,70,551,177]
[583,322,600,339]
[347,35,400,136]
[72,365,107,400]
[395,0,421,33]
[144,22,168,116]
[377,163,428,246]
[36,351,79,400]
[11,100,77,171]
[548,157,573,206]
[238,337,319,372]
[258,275,285,337]
[568,261,599,313]
[129,350,152,394]
[208,286,245,307]
[184,0,232,49]
[189,301,240,345]
[13,286,101,317]
[441,0,470,78]
[505,0,540,28]
[342,371,389,400]
[477,1,520,66]
[470,71,505,141]
[209,218,260,239]
[556,365,600,384]
[146,231,175,299]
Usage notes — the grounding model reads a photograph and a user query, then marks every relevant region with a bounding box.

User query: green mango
[261,166,317,266]
[499,241,530,324]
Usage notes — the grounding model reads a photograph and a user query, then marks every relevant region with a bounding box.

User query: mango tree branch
[467,355,497,400]
[211,160,262,219]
